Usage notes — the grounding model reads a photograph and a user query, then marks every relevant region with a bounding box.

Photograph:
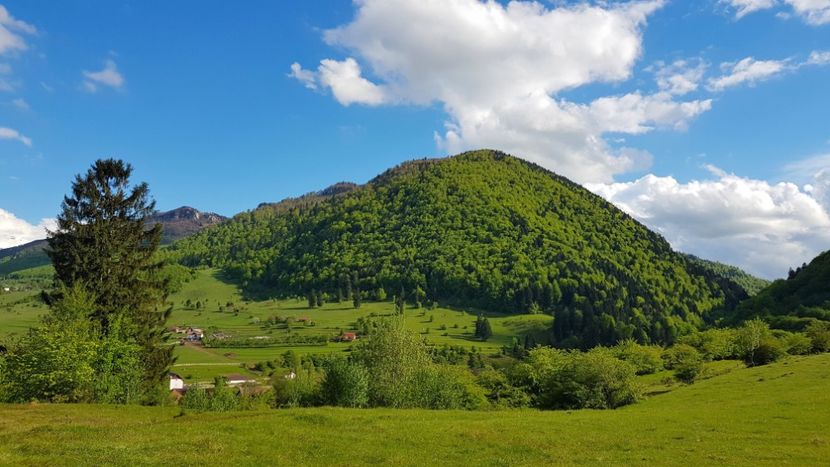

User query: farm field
[1,354,828,466]
[167,269,552,382]
[1,268,552,383]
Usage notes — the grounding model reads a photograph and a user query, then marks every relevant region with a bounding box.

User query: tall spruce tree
[46,159,174,398]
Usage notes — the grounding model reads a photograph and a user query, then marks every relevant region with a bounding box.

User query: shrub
[778,332,812,355]
[321,358,369,408]
[408,365,489,410]
[733,319,776,366]
[476,368,531,408]
[805,321,830,353]
[272,367,323,408]
[352,319,431,408]
[677,329,737,361]
[752,338,787,366]
[520,348,640,410]
[610,339,664,375]
[663,344,704,383]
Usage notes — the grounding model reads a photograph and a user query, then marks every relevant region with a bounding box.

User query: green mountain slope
[172,150,746,346]
[732,250,830,328]
[0,240,49,276]
[682,254,770,296]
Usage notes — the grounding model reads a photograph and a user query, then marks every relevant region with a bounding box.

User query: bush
[321,358,369,408]
[352,319,431,408]
[476,368,531,408]
[610,339,664,375]
[663,344,704,383]
[733,319,775,366]
[272,367,323,408]
[408,364,489,410]
[805,321,830,353]
[521,348,641,410]
[778,332,812,355]
[677,329,737,361]
[752,338,787,366]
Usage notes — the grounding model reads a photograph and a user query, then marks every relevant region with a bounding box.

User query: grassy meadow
[165,269,551,383]
[1,268,552,383]
[1,353,828,465]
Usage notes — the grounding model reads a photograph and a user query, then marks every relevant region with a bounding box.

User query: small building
[186,327,204,341]
[2,287,10,293]
[341,332,357,342]
[169,373,185,391]
[297,316,311,323]
[226,374,256,386]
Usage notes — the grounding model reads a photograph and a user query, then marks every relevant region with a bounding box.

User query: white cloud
[588,169,830,279]
[0,126,31,146]
[0,208,54,249]
[722,0,830,24]
[721,0,778,18]
[291,0,718,183]
[653,59,707,95]
[317,58,387,106]
[787,0,830,25]
[82,59,125,92]
[0,5,36,56]
[807,50,830,65]
[289,62,317,90]
[708,57,789,91]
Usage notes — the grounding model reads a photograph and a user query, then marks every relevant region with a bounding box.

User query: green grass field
[166,269,551,382]
[1,354,828,465]
[1,268,551,383]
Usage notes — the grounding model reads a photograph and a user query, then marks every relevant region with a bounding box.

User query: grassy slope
[0,268,550,382]
[167,269,550,382]
[1,354,828,466]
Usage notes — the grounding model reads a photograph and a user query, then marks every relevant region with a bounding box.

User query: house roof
[169,373,183,380]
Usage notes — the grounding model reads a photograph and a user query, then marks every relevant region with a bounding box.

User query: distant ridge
[0,206,225,275]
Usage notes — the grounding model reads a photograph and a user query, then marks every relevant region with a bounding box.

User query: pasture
[1,354,828,465]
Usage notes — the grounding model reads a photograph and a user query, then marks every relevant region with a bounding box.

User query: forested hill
[682,254,770,296]
[731,250,830,329]
[171,150,746,347]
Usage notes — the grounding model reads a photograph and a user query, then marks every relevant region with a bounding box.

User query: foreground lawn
[1,354,828,466]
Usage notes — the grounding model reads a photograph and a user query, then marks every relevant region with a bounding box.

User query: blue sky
[1,0,829,278]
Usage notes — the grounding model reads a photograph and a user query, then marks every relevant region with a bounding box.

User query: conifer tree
[46,158,173,398]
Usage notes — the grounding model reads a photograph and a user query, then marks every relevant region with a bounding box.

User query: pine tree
[45,159,173,399]
[353,290,362,309]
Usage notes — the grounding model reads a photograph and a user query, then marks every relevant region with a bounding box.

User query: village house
[341,332,357,342]
[169,373,185,391]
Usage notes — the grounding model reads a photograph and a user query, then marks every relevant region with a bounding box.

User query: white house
[2,287,10,293]
[169,373,185,391]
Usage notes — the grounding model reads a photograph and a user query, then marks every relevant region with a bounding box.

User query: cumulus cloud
[588,168,830,279]
[82,59,125,92]
[0,208,54,249]
[290,0,717,183]
[722,0,830,24]
[0,126,31,146]
[0,5,36,56]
